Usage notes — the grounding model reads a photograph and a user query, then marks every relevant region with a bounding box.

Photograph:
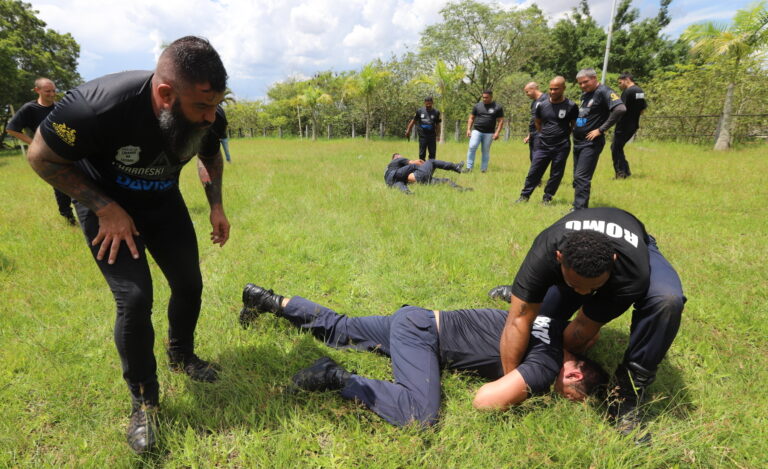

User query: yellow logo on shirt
[52,122,76,146]
[610,92,620,101]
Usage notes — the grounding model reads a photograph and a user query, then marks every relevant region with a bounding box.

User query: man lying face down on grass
[384,152,471,194]
[238,284,607,427]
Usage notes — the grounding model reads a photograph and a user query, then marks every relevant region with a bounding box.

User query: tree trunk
[365,96,371,140]
[439,118,445,144]
[296,105,303,139]
[714,81,735,151]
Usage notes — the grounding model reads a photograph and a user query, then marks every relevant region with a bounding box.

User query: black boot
[240,283,285,328]
[167,350,221,383]
[453,161,464,173]
[488,285,513,303]
[292,357,352,392]
[126,384,159,454]
[608,362,655,443]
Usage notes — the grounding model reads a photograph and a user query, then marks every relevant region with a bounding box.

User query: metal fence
[222,113,768,145]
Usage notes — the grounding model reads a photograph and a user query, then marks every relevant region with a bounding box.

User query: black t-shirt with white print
[471,101,505,133]
[439,308,566,395]
[616,85,647,133]
[511,207,651,322]
[413,107,441,138]
[39,70,227,205]
[535,98,579,150]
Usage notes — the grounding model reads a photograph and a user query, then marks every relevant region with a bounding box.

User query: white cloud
[29,0,752,99]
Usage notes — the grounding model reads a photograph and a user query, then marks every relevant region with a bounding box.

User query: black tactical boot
[126,384,159,454]
[488,285,513,303]
[291,357,352,392]
[168,350,221,383]
[453,161,464,173]
[515,196,530,204]
[240,283,285,328]
[608,362,655,443]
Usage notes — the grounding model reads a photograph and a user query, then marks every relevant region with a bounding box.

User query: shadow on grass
[0,253,15,272]
[162,331,358,434]
[589,327,696,422]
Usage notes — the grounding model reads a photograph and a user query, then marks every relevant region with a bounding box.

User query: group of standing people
[401,69,647,211]
[12,34,678,456]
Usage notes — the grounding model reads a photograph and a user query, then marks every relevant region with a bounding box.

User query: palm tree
[414,60,466,143]
[348,65,390,140]
[682,2,768,150]
[298,86,333,141]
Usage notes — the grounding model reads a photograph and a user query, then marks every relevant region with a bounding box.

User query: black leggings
[75,190,202,399]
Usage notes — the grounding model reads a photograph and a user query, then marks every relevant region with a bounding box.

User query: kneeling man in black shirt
[238,284,608,427]
[490,207,685,438]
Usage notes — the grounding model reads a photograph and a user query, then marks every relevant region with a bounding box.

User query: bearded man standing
[26,36,230,454]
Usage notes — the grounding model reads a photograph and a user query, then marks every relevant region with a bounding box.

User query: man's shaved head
[156,36,227,92]
[550,76,566,87]
[34,77,54,89]
[524,82,539,91]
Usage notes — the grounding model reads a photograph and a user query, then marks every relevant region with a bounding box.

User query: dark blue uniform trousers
[418,135,437,160]
[611,129,635,176]
[520,142,570,200]
[282,297,441,427]
[572,136,606,209]
[413,159,456,184]
[538,239,685,376]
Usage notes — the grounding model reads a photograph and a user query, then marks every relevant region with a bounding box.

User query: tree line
[2,0,767,150]
[224,0,768,150]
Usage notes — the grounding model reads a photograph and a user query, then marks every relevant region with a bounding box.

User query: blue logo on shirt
[116,174,175,191]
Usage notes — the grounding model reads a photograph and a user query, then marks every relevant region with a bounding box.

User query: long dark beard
[158,100,210,161]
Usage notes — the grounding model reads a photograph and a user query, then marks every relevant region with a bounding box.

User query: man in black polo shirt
[612,73,648,179]
[489,207,685,438]
[7,78,76,225]
[464,90,505,173]
[26,36,230,454]
[523,82,548,162]
[405,97,442,160]
[572,68,626,210]
[238,284,608,427]
[384,153,468,194]
[516,77,578,205]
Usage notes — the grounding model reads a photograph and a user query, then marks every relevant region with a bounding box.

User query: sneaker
[461,167,472,173]
[481,168,487,173]
[240,283,284,327]
[541,196,552,205]
[454,161,464,173]
[615,171,628,179]
[168,351,220,383]
[291,357,351,392]
[488,285,513,303]
[127,404,158,454]
[514,196,529,204]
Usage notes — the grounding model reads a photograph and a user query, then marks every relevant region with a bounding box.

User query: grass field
[0,138,766,468]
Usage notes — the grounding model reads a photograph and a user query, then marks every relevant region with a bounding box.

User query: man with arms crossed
[490,207,685,438]
[572,69,626,210]
[515,77,578,205]
[239,284,607,427]
[7,78,76,224]
[464,90,505,173]
[26,36,230,454]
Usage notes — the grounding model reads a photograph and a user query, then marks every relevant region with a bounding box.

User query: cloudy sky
[31,0,755,99]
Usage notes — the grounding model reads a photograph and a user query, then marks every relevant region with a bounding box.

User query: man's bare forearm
[199,151,224,207]
[499,296,539,374]
[8,130,32,145]
[27,135,113,212]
